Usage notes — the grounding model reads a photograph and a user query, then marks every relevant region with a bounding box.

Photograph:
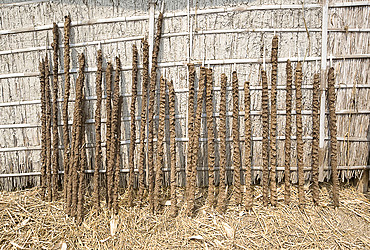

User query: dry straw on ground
[0,185,369,249]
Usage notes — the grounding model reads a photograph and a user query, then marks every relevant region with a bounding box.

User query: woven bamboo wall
[0,0,369,190]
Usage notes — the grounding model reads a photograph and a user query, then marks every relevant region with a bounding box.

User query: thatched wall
[0,0,369,190]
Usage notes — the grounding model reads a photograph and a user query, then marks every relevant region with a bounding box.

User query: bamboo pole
[312,73,320,204]
[295,61,305,207]
[217,73,228,213]
[261,69,269,207]
[269,36,278,206]
[244,81,253,210]
[93,49,103,210]
[62,15,71,207]
[128,45,138,207]
[328,67,339,207]
[154,76,166,211]
[205,68,216,207]
[169,79,177,216]
[51,23,60,200]
[138,39,149,200]
[232,71,242,205]
[284,60,293,205]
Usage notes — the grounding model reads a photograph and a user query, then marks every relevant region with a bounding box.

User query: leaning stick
[269,36,278,206]
[295,61,305,207]
[186,67,206,216]
[113,96,122,213]
[63,15,71,204]
[244,81,253,210]
[185,64,196,201]
[105,62,113,209]
[138,39,150,200]
[232,71,242,205]
[51,23,59,200]
[128,45,139,207]
[328,67,339,207]
[148,12,164,213]
[110,57,121,212]
[217,73,228,213]
[93,49,103,210]
[312,73,320,204]
[154,76,166,211]
[284,60,293,205]
[39,60,47,201]
[169,79,178,216]
[70,53,85,217]
[261,69,269,207]
[205,68,216,207]
[45,56,52,202]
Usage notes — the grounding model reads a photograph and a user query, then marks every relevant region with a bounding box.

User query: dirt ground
[0,184,369,249]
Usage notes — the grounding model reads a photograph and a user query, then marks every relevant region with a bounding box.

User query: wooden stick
[154,76,166,211]
[295,61,305,207]
[232,71,242,205]
[244,81,253,210]
[93,49,103,210]
[284,60,293,205]
[62,15,71,209]
[105,62,113,210]
[51,23,60,200]
[39,59,47,201]
[138,39,150,200]
[261,69,269,207]
[217,73,228,213]
[270,36,278,206]
[168,79,178,217]
[45,56,52,203]
[128,45,139,207]
[328,67,339,207]
[312,73,320,204]
[205,68,216,207]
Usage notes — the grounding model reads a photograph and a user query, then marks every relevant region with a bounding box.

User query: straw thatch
[0,185,369,249]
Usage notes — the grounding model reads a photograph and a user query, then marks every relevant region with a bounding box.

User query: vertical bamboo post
[128,45,139,207]
[244,81,253,210]
[154,76,166,211]
[62,15,71,204]
[217,74,228,213]
[232,71,241,205]
[138,39,150,200]
[328,67,339,207]
[93,49,103,210]
[39,60,47,201]
[284,60,293,205]
[205,68,216,207]
[270,36,278,206]
[295,61,305,207]
[261,69,269,207]
[169,79,178,216]
[51,23,60,200]
[312,73,320,204]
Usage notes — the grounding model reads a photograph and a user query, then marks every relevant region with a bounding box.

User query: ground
[0,185,369,249]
